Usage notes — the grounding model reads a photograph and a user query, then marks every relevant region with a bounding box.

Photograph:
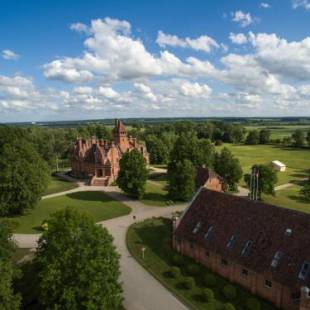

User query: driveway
[14,185,188,310]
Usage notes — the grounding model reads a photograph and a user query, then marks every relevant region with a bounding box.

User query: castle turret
[113,119,129,150]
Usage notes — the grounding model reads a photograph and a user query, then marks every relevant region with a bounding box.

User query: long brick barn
[173,188,310,310]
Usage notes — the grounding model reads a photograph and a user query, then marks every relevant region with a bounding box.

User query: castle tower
[113,119,129,151]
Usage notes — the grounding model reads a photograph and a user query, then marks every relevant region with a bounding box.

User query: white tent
[272,160,286,172]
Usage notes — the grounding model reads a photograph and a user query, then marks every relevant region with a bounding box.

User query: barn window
[226,235,237,249]
[241,240,253,257]
[271,251,283,268]
[192,221,202,234]
[204,226,214,241]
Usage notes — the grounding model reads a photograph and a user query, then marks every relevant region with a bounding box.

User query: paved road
[14,185,188,310]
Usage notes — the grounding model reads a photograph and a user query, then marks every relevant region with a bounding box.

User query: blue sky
[0,0,309,122]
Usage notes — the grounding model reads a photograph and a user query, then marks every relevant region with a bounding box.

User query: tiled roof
[175,188,310,289]
[195,167,223,188]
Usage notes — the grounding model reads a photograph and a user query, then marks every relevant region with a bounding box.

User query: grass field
[44,175,78,195]
[127,218,276,310]
[141,180,168,206]
[216,144,310,186]
[9,191,131,233]
[245,125,310,140]
[263,185,310,214]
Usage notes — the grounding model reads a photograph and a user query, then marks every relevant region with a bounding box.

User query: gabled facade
[173,188,310,310]
[71,120,149,186]
[195,167,225,192]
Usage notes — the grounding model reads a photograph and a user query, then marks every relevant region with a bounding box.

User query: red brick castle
[70,120,149,186]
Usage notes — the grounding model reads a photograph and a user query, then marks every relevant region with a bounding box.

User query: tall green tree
[306,129,310,147]
[244,164,278,199]
[35,208,123,310]
[214,148,243,191]
[145,135,169,164]
[0,128,50,216]
[245,130,260,145]
[0,222,21,309]
[259,129,271,144]
[292,129,305,147]
[168,159,195,201]
[300,182,310,201]
[117,149,148,199]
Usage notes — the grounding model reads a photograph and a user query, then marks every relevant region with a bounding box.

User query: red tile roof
[175,188,310,289]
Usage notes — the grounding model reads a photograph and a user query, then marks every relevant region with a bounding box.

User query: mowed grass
[127,218,276,310]
[44,175,78,195]
[141,180,169,206]
[9,191,131,233]
[263,185,310,214]
[215,144,310,186]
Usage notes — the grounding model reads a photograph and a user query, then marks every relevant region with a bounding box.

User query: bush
[204,274,217,287]
[246,298,261,310]
[223,303,236,310]
[201,288,215,302]
[183,277,195,290]
[222,285,237,300]
[215,140,223,146]
[170,266,181,278]
[172,254,184,266]
[186,263,200,276]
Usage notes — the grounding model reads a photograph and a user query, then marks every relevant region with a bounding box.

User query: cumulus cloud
[156,31,219,53]
[2,49,20,60]
[231,11,254,27]
[292,0,310,10]
[229,33,248,44]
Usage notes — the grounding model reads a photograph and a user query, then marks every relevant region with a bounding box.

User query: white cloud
[70,22,90,34]
[231,11,254,27]
[156,31,219,53]
[2,49,20,60]
[292,0,310,10]
[260,3,271,8]
[229,33,248,44]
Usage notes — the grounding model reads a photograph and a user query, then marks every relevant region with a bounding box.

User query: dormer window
[241,240,253,257]
[226,235,237,249]
[204,226,214,241]
[271,251,284,268]
[285,228,293,236]
[192,221,202,234]
[298,261,310,280]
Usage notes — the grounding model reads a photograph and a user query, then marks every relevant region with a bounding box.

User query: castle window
[221,258,228,267]
[241,268,248,277]
[265,280,272,288]
[241,240,253,257]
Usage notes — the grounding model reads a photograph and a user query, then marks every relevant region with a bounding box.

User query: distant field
[263,185,310,214]
[9,191,131,233]
[245,125,310,140]
[215,144,310,186]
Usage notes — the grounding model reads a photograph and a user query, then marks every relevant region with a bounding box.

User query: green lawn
[263,185,310,214]
[8,191,131,233]
[215,144,310,186]
[141,180,169,206]
[44,176,78,195]
[127,218,276,310]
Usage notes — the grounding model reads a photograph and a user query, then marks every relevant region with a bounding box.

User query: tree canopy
[214,148,243,191]
[0,128,50,216]
[34,208,123,310]
[167,159,195,201]
[117,149,148,199]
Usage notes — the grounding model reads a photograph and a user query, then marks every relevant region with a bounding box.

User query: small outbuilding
[272,160,286,172]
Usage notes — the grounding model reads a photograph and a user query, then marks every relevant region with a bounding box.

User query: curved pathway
[14,182,188,310]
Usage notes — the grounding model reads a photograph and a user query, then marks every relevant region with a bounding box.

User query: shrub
[172,254,184,266]
[223,303,236,310]
[186,263,200,276]
[246,298,261,310]
[201,288,215,302]
[222,285,237,300]
[204,274,217,287]
[183,277,195,290]
[215,140,223,146]
[170,266,181,278]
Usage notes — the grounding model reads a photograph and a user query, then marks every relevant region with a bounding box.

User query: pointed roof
[113,119,127,134]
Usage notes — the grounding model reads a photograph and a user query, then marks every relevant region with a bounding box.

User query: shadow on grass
[288,194,310,204]
[142,192,168,204]
[66,191,114,202]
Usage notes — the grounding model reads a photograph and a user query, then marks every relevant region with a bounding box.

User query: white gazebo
[272,160,286,172]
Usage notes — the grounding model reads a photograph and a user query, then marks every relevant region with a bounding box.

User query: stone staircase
[89,176,110,186]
